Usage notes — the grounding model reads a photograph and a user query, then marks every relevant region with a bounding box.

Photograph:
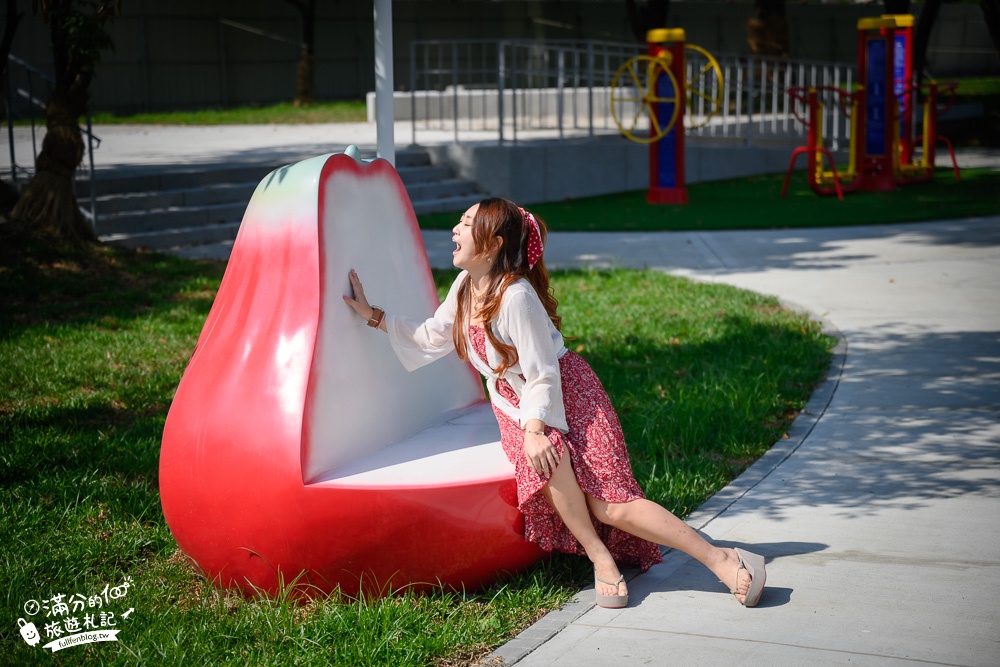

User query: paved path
[2,121,608,172]
[6,122,1000,172]
[433,218,999,667]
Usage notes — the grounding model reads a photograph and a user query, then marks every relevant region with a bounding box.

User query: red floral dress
[469,325,663,573]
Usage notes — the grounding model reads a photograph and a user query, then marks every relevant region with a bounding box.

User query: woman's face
[452,203,492,274]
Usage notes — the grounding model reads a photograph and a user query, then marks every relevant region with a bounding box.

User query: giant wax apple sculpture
[160,149,544,598]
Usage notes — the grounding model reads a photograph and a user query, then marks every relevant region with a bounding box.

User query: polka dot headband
[519,207,544,270]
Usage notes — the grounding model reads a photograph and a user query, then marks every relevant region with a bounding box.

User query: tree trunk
[913,0,941,87]
[294,49,315,107]
[286,0,317,107]
[9,91,94,242]
[1,0,24,210]
[8,0,119,245]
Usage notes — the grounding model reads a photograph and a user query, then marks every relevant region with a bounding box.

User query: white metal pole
[374,0,395,166]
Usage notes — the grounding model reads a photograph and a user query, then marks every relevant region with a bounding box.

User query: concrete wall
[366,87,617,124]
[426,137,805,205]
[7,1,996,115]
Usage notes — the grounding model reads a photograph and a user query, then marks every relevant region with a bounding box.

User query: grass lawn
[89,100,368,126]
[954,76,1000,97]
[418,167,1000,232]
[1,238,833,665]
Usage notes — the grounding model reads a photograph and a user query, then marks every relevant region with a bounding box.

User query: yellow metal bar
[914,95,933,169]
[848,98,858,178]
[858,17,896,30]
[880,14,915,28]
[646,28,686,43]
[815,104,825,183]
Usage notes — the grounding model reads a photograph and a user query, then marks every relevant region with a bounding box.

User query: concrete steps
[93,147,483,256]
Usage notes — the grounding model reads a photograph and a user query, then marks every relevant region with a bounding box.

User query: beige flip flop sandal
[595,572,628,609]
[733,548,767,607]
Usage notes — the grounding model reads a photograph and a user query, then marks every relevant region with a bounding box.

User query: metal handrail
[4,54,99,230]
[409,39,642,144]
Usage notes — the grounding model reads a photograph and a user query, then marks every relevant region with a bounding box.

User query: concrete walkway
[442,218,999,667]
[7,121,1000,172]
[3,120,608,172]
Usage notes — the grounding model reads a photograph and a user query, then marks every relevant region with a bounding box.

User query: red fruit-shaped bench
[159,148,544,598]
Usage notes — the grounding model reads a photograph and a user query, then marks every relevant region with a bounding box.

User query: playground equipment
[160,147,543,599]
[857,16,897,191]
[782,87,855,200]
[875,13,960,183]
[782,15,960,199]
[684,44,724,131]
[610,29,724,204]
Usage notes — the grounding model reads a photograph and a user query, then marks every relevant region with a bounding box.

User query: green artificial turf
[418,167,1000,232]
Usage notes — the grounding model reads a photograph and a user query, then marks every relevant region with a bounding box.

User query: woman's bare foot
[711,548,752,604]
[594,559,627,598]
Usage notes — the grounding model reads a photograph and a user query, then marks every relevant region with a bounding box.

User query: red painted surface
[647,38,688,205]
[160,153,543,599]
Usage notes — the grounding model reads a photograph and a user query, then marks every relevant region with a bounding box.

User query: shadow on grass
[578,319,831,513]
[0,231,224,339]
[1,403,166,485]
[0,238,222,523]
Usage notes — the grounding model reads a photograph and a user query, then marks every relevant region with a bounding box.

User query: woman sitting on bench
[343,197,766,609]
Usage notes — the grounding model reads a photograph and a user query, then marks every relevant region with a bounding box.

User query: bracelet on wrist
[525,429,546,436]
[367,306,385,329]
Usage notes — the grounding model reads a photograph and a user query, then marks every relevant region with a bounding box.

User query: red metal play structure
[782,15,961,200]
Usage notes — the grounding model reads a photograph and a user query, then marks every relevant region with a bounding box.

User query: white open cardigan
[385,271,570,433]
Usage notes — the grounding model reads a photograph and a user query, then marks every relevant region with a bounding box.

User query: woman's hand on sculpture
[343,269,374,321]
[524,428,560,479]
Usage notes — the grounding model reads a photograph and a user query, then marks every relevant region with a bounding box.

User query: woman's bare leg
[540,458,627,598]
[586,496,752,602]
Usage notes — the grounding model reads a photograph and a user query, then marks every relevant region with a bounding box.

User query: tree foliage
[624,0,669,44]
[748,0,789,59]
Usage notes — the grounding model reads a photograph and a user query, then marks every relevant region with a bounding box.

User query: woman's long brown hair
[453,198,561,377]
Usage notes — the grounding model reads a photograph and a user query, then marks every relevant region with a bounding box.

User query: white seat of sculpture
[309,402,510,487]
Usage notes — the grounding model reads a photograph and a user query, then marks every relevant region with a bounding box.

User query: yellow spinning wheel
[683,44,724,130]
[609,54,682,144]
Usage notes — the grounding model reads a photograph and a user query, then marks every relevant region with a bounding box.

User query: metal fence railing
[692,53,854,151]
[4,54,99,229]
[409,39,855,151]
[409,39,637,143]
